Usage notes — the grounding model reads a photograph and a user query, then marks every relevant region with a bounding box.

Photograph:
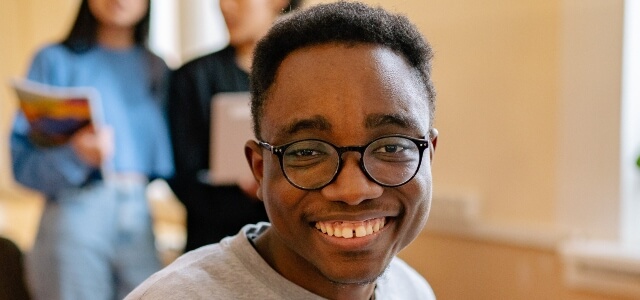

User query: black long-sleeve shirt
[167,46,268,252]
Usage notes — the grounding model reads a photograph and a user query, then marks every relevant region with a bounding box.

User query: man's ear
[245,140,265,200]
[429,128,438,160]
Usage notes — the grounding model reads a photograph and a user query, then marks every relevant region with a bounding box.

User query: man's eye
[375,144,405,153]
[284,147,330,168]
[293,149,320,157]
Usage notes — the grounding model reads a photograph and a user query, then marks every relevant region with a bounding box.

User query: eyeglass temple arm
[259,141,281,155]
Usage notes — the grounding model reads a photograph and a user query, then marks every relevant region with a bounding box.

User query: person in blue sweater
[10,0,173,299]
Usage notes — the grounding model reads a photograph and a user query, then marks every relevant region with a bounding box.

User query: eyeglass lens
[280,136,424,189]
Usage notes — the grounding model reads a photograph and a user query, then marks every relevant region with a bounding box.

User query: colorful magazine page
[10,78,103,147]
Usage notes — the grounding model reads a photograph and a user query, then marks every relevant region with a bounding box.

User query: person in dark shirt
[168,0,303,252]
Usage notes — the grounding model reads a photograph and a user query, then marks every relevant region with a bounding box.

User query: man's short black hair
[250,1,435,139]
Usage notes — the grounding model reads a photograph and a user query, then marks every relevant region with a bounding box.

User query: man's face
[247,43,434,292]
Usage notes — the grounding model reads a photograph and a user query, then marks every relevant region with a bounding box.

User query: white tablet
[209,92,255,185]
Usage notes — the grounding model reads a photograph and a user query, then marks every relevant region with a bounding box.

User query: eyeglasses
[259,135,433,190]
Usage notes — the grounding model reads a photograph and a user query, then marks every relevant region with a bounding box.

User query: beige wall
[1,0,79,184]
[0,0,80,250]
[392,0,561,227]
[0,0,629,299]
[306,0,562,228]
[307,0,623,236]
[400,232,633,300]
[0,0,75,187]
[557,0,624,240]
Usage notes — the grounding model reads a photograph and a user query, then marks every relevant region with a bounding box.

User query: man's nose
[320,152,384,205]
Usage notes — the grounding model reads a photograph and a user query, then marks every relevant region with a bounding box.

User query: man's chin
[324,265,389,287]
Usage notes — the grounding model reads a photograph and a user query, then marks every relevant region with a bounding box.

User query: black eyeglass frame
[259,134,434,190]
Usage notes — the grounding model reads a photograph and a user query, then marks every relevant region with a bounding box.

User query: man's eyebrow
[365,113,420,130]
[275,115,333,139]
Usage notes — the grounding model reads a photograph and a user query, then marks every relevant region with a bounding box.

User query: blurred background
[1,0,639,299]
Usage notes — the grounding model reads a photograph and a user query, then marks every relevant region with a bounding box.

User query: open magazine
[10,78,104,148]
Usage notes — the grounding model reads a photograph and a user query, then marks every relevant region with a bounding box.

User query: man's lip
[312,218,393,249]
[310,211,395,223]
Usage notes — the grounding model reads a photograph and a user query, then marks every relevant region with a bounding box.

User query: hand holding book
[69,125,114,168]
[10,78,104,147]
[10,77,111,176]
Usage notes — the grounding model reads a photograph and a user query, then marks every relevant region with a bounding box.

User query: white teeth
[334,224,343,237]
[355,225,367,237]
[342,224,354,238]
[315,218,386,239]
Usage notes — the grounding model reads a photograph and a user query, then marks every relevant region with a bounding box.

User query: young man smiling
[126,2,438,299]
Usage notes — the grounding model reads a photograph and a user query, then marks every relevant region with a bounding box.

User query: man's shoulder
[124,243,229,299]
[377,257,436,299]
[125,225,271,300]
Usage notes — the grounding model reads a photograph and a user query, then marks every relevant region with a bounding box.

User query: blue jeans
[26,180,160,300]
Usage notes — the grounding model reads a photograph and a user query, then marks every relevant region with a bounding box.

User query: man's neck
[253,230,377,300]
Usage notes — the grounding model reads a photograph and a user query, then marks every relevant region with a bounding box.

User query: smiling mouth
[314,218,386,239]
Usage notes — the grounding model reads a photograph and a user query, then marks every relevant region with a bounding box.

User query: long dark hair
[62,0,151,53]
